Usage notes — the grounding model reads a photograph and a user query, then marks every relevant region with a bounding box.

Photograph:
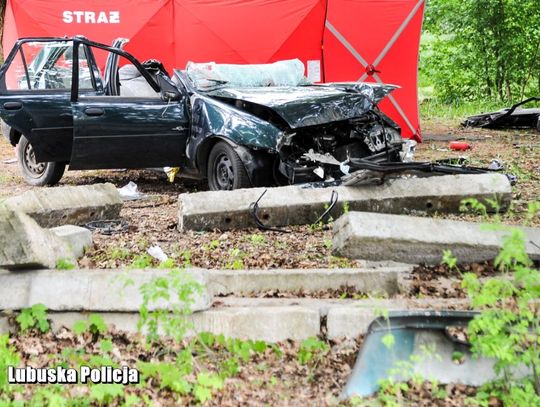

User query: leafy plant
[73,314,108,336]
[297,337,329,366]
[89,383,124,404]
[138,268,202,343]
[250,234,266,246]
[0,335,20,392]
[128,253,153,269]
[226,248,245,270]
[55,258,76,270]
[461,226,540,404]
[16,304,50,333]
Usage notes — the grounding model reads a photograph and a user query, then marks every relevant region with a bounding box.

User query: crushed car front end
[176,62,410,187]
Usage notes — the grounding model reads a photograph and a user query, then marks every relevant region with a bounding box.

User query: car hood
[206,86,379,129]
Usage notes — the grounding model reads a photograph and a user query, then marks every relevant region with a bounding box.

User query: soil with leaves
[1,318,485,406]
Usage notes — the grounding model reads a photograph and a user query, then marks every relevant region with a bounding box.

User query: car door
[0,39,100,162]
[69,43,189,170]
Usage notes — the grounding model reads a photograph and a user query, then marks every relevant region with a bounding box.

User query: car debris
[463,97,540,130]
[449,141,471,151]
[342,311,530,399]
[84,219,129,235]
[117,181,144,201]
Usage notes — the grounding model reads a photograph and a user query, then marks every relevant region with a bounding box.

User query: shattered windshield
[183,59,311,91]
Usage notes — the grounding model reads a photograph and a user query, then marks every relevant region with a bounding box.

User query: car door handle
[84,108,104,117]
[3,102,22,110]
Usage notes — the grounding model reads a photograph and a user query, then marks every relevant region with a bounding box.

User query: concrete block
[0,206,75,270]
[50,225,93,258]
[333,212,540,264]
[189,306,320,342]
[178,174,511,231]
[0,269,211,312]
[206,267,412,297]
[4,183,122,228]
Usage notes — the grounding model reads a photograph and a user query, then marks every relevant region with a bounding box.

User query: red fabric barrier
[3,0,424,139]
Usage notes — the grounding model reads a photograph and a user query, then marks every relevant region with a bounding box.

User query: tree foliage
[422,0,540,102]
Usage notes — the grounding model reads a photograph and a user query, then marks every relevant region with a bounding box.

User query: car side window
[87,46,161,98]
[4,40,95,92]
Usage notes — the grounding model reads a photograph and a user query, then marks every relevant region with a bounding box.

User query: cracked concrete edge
[0,268,211,312]
[0,266,415,311]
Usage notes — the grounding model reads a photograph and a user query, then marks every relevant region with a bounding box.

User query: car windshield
[182,59,311,91]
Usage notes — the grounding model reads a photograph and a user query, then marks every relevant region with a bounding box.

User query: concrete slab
[0,206,75,270]
[333,212,540,264]
[4,183,122,228]
[206,266,412,297]
[190,306,320,342]
[178,174,512,231]
[0,269,211,312]
[0,298,470,341]
[50,225,93,258]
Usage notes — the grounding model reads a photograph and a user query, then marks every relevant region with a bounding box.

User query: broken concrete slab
[205,266,412,297]
[333,212,540,264]
[50,225,93,258]
[0,206,75,270]
[178,173,511,231]
[0,268,211,312]
[4,183,122,228]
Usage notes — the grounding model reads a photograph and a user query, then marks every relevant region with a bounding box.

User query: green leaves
[73,314,108,336]
[297,337,329,365]
[16,304,50,333]
[0,335,20,391]
[460,225,540,403]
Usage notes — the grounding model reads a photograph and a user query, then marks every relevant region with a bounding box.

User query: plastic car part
[343,311,529,399]
[463,97,540,130]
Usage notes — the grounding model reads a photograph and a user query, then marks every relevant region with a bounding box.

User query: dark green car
[0,36,407,190]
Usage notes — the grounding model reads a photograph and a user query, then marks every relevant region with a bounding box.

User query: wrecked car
[0,36,409,190]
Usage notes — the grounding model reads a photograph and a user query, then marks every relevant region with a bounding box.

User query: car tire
[16,135,66,186]
[207,141,252,191]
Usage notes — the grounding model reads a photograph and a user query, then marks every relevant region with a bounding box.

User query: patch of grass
[420,99,504,122]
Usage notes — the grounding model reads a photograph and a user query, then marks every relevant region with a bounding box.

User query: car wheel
[207,141,251,191]
[16,135,65,186]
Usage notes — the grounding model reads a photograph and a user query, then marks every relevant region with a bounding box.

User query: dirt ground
[1,124,537,405]
[1,123,538,276]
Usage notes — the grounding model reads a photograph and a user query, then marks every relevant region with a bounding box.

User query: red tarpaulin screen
[2,0,423,140]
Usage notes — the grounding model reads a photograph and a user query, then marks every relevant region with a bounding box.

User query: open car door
[69,38,189,170]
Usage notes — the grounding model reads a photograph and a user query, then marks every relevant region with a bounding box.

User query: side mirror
[157,73,182,101]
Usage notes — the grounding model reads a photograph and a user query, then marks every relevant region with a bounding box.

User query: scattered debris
[463,97,540,130]
[449,141,471,151]
[333,212,540,264]
[147,245,168,262]
[84,219,129,235]
[4,183,123,228]
[178,174,512,231]
[117,181,143,201]
[343,311,529,398]
[1,157,16,164]
[0,205,75,270]
[50,225,93,258]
